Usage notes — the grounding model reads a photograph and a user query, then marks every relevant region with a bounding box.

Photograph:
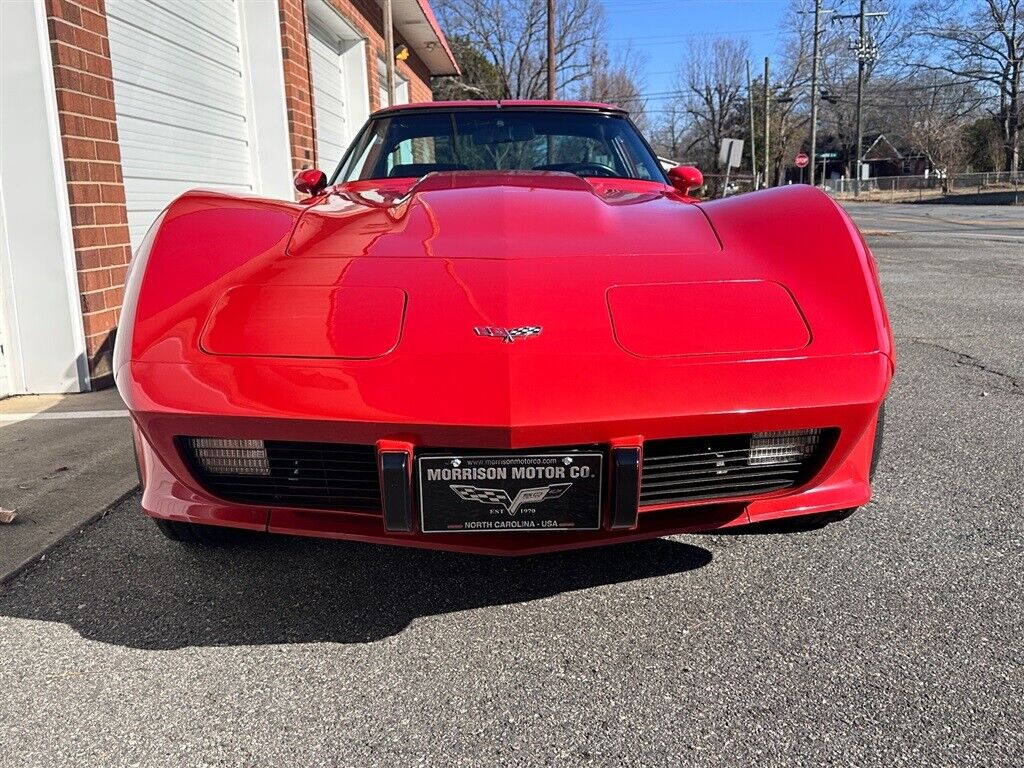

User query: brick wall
[45,0,131,387]
[279,0,435,175]
[407,70,434,104]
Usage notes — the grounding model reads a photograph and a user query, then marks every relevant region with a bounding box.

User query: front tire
[153,518,245,545]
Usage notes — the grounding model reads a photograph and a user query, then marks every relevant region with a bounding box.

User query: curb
[0,485,139,586]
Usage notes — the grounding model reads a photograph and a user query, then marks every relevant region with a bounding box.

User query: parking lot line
[0,410,130,425]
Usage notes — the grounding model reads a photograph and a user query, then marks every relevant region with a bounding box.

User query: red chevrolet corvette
[114,101,893,555]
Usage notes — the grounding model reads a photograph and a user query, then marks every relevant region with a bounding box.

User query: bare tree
[576,44,648,130]
[883,74,987,175]
[676,37,751,174]
[910,0,1023,172]
[436,0,603,99]
[764,0,819,184]
[649,100,690,161]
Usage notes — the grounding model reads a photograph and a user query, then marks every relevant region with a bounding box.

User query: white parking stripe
[0,410,130,425]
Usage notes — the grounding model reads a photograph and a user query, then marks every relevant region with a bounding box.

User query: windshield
[335,109,665,183]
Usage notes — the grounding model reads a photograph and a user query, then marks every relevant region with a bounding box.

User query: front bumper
[123,352,889,555]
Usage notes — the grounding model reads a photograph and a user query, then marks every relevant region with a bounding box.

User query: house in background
[860,134,930,178]
[0,0,457,398]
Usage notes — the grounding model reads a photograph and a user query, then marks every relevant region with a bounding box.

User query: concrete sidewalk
[0,389,137,582]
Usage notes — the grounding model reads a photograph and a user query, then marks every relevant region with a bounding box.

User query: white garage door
[309,22,352,175]
[106,0,253,251]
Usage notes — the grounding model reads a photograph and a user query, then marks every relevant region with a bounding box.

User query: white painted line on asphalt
[865,229,1024,241]
[0,410,130,425]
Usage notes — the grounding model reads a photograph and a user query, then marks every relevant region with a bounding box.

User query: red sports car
[114,101,893,555]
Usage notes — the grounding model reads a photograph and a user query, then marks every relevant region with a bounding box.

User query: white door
[106,0,254,252]
[309,23,351,175]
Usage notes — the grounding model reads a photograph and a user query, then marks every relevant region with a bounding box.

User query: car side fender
[699,186,895,372]
[114,190,305,386]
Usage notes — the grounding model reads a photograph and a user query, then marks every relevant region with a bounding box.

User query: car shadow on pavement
[0,498,712,649]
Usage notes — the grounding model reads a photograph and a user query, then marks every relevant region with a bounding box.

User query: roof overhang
[384,0,460,77]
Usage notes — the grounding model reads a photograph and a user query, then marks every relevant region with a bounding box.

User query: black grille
[639,431,834,507]
[180,439,381,513]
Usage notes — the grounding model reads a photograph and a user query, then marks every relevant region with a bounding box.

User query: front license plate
[418,453,603,533]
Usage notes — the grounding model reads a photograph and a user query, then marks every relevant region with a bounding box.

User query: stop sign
[795,153,810,169]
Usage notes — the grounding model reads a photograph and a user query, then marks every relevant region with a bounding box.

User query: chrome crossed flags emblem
[450,483,572,516]
[473,326,542,343]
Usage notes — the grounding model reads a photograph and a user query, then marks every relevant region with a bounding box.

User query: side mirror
[668,165,703,196]
[294,168,328,195]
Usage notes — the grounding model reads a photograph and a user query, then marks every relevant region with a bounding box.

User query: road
[847,201,1024,241]
[1,204,1022,767]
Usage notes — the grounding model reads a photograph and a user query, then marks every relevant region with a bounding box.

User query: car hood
[195,175,825,364]
[286,171,722,259]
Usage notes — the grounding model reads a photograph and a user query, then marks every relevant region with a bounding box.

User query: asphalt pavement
[846,200,1024,241]
[0,389,136,582]
[1,204,1022,767]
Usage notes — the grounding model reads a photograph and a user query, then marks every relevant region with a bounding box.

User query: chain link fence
[698,173,756,198]
[822,171,1024,202]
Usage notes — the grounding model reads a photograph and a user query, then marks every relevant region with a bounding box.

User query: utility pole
[383,0,396,107]
[546,0,556,99]
[747,60,758,189]
[807,0,833,187]
[834,0,886,195]
[853,0,866,195]
[763,57,770,188]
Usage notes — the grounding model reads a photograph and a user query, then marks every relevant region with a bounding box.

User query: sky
[601,0,792,121]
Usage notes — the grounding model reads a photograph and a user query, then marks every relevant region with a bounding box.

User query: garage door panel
[107,0,253,253]
[316,131,347,157]
[123,176,251,202]
[106,0,241,62]
[312,90,346,120]
[110,0,239,37]
[117,150,251,185]
[113,85,248,144]
[109,51,244,112]
[107,19,245,108]
[309,29,351,175]
[117,124,248,155]
[315,125,348,148]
